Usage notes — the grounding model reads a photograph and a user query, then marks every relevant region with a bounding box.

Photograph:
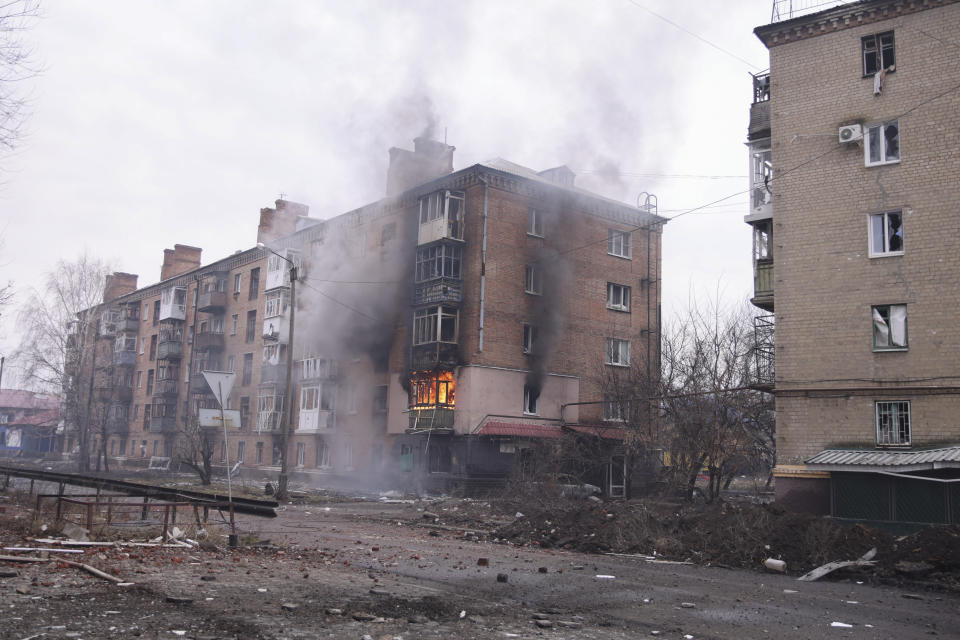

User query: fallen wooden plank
[797,548,877,582]
[0,555,49,563]
[58,559,124,583]
[32,538,188,549]
[3,547,84,554]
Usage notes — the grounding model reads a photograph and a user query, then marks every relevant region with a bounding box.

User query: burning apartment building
[64,137,664,495]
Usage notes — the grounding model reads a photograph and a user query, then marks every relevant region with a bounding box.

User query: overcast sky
[0,0,775,384]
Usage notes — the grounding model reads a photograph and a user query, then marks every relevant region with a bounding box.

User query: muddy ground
[2,480,960,639]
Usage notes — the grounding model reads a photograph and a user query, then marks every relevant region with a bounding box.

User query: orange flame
[410,371,455,408]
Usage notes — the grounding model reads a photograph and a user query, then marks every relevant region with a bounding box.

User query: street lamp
[256,242,297,501]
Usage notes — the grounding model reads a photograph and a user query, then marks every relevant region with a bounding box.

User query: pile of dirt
[493,500,960,592]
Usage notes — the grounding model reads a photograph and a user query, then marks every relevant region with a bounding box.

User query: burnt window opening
[410,372,455,408]
[527,208,544,237]
[418,190,465,240]
[428,444,452,474]
[862,31,895,76]
[525,264,542,295]
[415,244,462,282]
[381,222,396,246]
[523,385,539,416]
[413,305,458,345]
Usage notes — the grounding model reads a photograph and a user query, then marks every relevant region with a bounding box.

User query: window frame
[522,323,536,355]
[606,282,631,312]
[525,264,542,295]
[872,304,908,351]
[862,31,895,77]
[867,210,904,258]
[607,229,632,259]
[603,395,628,422]
[527,208,544,237]
[523,385,539,416]
[605,337,631,367]
[864,120,900,167]
[875,400,910,446]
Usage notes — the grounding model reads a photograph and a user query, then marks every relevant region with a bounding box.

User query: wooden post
[29,479,34,494]
[106,495,112,526]
[161,505,170,541]
[86,501,94,531]
[55,483,65,522]
[141,495,149,520]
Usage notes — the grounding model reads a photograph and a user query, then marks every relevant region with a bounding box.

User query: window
[242,353,253,385]
[133,405,139,419]
[523,385,539,415]
[296,442,306,467]
[264,290,288,318]
[525,264,542,295]
[249,267,260,300]
[344,443,354,470]
[607,283,631,312]
[346,386,358,414]
[143,405,151,430]
[381,222,396,246]
[146,370,154,396]
[246,310,257,343]
[233,273,242,294]
[153,301,160,326]
[301,385,319,410]
[240,397,250,428]
[139,337,146,355]
[317,439,331,468]
[876,401,910,446]
[136,371,143,389]
[523,323,536,355]
[220,440,227,463]
[373,385,388,413]
[237,440,245,463]
[605,338,630,366]
[868,210,904,257]
[255,441,264,464]
[865,120,899,166]
[608,229,632,259]
[149,335,157,360]
[527,208,544,237]
[415,244,462,282]
[418,190,465,239]
[413,305,458,345]
[231,314,239,335]
[226,355,235,372]
[872,304,907,350]
[603,395,628,422]
[862,31,895,76]
[143,303,150,322]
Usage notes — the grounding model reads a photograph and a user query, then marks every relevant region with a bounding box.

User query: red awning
[476,422,563,438]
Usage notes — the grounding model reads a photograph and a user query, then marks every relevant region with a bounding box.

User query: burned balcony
[414,277,462,306]
[751,314,775,391]
[113,350,136,367]
[407,372,455,430]
[298,357,338,382]
[197,290,227,313]
[194,330,225,352]
[153,378,179,397]
[149,403,178,433]
[256,391,284,433]
[157,340,182,361]
[411,343,459,371]
[99,309,122,337]
[417,190,464,245]
[261,362,288,384]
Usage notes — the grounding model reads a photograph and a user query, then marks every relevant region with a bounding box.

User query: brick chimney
[160,244,202,281]
[102,272,138,303]
[258,199,310,245]
[385,136,455,197]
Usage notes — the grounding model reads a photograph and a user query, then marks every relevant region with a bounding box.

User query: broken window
[296,442,305,467]
[418,190,465,239]
[264,290,289,318]
[256,441,264,464]
[868,210,903,257]
[751,148,773,210]
[605,338,630,366]
[233,273,242,294]
[523,323,537,355]
[409,372,455,408]
[872,304,907,350]
[865,120,899,166]
[525,264,542,295]
[607,229,632,259]
[413,305,458,345]
[237,441,245,463]
[876,400,910,446]
[415,244,462,282]
[527,208,544,237]
[606,283,631,312]
[862,31,895,76]
[523,385,539,415]
[754,221,773,260]
[301,385,320,411]
[373,385,388,413]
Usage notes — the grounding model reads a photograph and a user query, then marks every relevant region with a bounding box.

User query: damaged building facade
[65,139,663,494]
[747,0,960,525]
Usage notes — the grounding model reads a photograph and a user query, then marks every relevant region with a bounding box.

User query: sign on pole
[200,371,236,408]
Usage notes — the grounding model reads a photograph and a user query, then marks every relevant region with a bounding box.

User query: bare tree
[16,254,110,471]
[659,298,774,502]
[0,0,41,155]
[176,416,215,485]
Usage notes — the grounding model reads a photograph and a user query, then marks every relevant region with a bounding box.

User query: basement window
[523,385,539,416]
[865,120,899,166]
[606,283,631,312]
[862,31,895,76]
[872,304,907,350]
[868,210,903,257]
[525,264,542,295]
[605,338,630,367]
[876,400,910,446]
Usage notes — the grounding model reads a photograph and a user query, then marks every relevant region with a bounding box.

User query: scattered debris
[831,621,853,628]
[798,548,876,582]
[496,573,508,583]
[763,558,786,572]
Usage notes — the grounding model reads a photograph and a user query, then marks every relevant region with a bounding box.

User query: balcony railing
[119,318,139,333]
[256,410,282,432]
[754,260,774,299]
[153,379,179,397]
[197,290,227,313]
[752,314,775,390]
[195,331,225,351]
[411,343,459,371]
[414,277,462,306]
[297,409,335,434]
[408,407,455,430]
[157,340,182,360]
[261,363,288,384]
[113,351,136,367]
[149,415,178,433]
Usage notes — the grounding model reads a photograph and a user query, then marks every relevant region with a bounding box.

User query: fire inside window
[410,372,455,408]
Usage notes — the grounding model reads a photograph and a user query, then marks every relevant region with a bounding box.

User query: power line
[297,278,378,322]
[623,0,763,71]
[577,171,747,180]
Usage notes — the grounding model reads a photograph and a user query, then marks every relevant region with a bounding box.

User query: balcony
[408,407,454,431]
[153,379,179,397]
[411,343,459,371]
[751,314,775,391]
[256,410,282,432]
[261,363,288,384]
[752,260,774,311]
[105,416,130,435]
[159,286,187,321]
[299,358,338,382]
[194,331,225,351]
[297,409,335,434]
[119,317,139,333]
[189,376,213,395]
[149,415,178,434]
[262,316,288,343]
[197,290,227,313]
[97,383,133,403]
[157,340,182,360]
[414,277,462,306]
[113,350,136,367]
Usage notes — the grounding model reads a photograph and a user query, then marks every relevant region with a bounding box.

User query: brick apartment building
[65,138,664,495]
[747,0,960,525]
[0,390,59,458]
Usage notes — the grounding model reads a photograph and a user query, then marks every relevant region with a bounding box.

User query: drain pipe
[478,174,489,352]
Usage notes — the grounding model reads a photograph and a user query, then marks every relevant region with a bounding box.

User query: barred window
[876,401,910,446]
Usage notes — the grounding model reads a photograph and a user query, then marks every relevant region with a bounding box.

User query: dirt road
[2,498,958,639]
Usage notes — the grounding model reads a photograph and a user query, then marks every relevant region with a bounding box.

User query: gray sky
[0,0,773,381]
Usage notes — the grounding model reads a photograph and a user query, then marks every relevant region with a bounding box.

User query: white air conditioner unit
[839,124,863,143]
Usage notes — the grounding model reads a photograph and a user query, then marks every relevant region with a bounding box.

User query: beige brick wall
[764,2,960,462]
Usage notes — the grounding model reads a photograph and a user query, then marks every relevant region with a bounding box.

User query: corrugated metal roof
[475,422,563,439]
[806,446,960,471]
